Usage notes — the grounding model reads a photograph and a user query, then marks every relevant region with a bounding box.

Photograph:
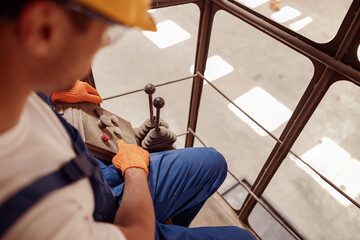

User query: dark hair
[1,0,34,20]
[66,7,92,32]
[0,0,91,32]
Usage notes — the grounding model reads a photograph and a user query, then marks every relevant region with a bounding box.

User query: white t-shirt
[0,92,125,240]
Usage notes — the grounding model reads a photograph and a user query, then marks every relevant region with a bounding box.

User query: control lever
[141,97,177,152]
[154,97,164,132]
[134,84,169,144]
[145,84,156,122]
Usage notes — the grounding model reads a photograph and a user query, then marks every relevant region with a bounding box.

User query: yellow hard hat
[73,0,156,31]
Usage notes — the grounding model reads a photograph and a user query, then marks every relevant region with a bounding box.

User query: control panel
[54,101,137,160]
[54,82,177,162]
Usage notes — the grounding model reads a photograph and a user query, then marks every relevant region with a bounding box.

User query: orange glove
[51,81,102,104]
[112,140,150,176]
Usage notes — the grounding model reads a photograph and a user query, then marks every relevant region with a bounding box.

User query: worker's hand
[112,140,150,176]
[51,81,102,104]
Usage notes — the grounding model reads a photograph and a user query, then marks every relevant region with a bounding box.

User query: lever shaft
[144,84,156,122]
[153,97,165,132]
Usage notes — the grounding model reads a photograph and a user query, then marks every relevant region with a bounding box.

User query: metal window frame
[150,0,360,238]
[97,0,360,238]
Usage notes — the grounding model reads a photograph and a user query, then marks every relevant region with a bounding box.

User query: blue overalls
[0,93,256,240]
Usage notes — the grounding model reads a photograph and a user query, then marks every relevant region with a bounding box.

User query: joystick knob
[153,97,165,132]
[144,84,156,122]
[113,127,122,136]
[144,84,156,95]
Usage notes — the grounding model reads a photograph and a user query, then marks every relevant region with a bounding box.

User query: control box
[54,101,137,161]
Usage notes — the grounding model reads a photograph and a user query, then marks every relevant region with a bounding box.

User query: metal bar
[322,1,360,58]
[148,94,154,122]
[213,0,360,85]
[333,2,360,61]
[185,0,217,147]
[102,75,195,101]
[176,131,189,138]
[155,108,161,132]
[187,127,208,147]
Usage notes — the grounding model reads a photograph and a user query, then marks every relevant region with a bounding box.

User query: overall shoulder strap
[0,93,99,237]
[0,151,98,237]
[36,92,118,222]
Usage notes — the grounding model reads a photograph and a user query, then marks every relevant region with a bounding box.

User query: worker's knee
[190,147,228,189]
[231,227,257,240]
[150,147,228,189]
[202,147,227,176]
[208,147,227,185]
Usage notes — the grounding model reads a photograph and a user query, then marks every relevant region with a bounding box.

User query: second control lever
[141,97,177,152]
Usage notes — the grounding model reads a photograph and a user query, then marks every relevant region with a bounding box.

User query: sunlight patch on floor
[235,0,269,8]
[142,20,191,49]
[190,55,234,84]
[290,137,360,207]
[289,16,313,31]
[228,87,292,136]
[271,6,301,23]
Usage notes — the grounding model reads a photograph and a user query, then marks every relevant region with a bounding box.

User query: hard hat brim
[74,0,157,31]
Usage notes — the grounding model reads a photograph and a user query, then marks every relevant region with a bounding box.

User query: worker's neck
[0,58,31,134]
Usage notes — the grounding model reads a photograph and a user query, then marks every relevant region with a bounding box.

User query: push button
[110,115,119,124]
[113,127,121,137]
[99,115,112,128]
[101,133,110,142]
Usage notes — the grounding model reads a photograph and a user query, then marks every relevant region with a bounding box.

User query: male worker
[0,0,256,239]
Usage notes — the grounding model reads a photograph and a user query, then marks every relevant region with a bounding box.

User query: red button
[101,133,110,142]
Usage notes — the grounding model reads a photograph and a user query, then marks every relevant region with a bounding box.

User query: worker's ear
[17,1,66,57]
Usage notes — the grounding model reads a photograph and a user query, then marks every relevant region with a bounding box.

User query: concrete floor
[92,1,360,239]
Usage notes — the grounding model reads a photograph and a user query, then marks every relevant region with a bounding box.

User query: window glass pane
[249,203,296,240]
[92,4,199,137]
[254,81,360,239]
[195,11,313,204]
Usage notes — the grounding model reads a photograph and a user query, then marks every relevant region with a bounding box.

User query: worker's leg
[147,147,227,226]
[99,147,227,226]
[156,222,256,240]
[148,148,256,239]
